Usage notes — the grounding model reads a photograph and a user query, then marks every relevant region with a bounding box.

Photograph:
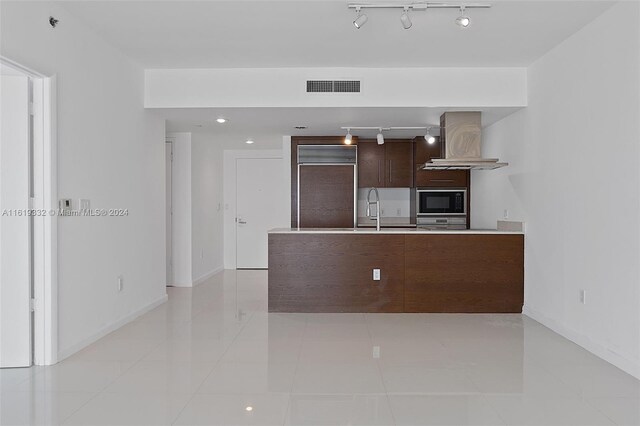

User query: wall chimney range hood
[420,112,507,171]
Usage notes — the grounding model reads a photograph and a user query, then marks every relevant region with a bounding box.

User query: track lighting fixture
[455,6,471,27]
[425,128,436,144]
[347,3,488,29]
[344,129,353,145]
[400,7,412,29]
[353,7,368,29]
[340,125,440,144]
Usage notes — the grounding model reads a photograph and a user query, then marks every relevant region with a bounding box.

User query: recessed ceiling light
[245,406,253,412]
[245,139,254,144]
[216,118,227,124]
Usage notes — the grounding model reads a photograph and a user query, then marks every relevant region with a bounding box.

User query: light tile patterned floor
[1,270,638,425]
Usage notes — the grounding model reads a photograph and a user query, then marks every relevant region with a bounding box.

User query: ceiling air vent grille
[306,80,361,93]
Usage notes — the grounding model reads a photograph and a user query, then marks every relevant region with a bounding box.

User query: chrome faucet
[366,187,381,231]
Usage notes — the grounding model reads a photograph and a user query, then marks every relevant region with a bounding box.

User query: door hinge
[30,298,36,312]
[29,101,35,116]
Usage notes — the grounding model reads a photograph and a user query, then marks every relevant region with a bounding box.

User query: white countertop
[269,228,524,235]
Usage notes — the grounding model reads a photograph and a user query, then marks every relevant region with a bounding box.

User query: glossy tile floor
[2,270,639,425]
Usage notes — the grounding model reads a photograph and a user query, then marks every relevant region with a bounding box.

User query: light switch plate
[59,199,72,212]
[79,199,90,210]
[373,269,381,281]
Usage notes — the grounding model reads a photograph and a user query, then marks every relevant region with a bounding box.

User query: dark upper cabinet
[385,141,413,187]
[357,142,385,188]
[358,140,413,188]
[414,136,444,165]
[413,136,468,188]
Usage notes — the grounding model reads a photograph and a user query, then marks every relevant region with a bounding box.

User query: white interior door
[0,74,32,368]
[236,158,286,269]
[165,142,173,286]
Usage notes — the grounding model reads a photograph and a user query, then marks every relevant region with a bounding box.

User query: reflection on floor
[1,270,639,425]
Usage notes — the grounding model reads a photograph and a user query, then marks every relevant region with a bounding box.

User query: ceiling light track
[348,2,490,29]
[341,126,441,145]
[347,3,491,11]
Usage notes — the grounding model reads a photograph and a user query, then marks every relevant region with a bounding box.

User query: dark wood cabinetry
[385,141,413,187]
[413,135,469,188]
[298,165,355,228]
[291,136,358,228]
[269,232,524,313]
[357,142,385,187]
[358,140,413,188]
[416,170,468,187]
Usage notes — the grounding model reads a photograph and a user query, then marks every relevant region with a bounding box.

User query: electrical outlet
[117,275,124,292]
[503,209,509,219]
[580,290,586,304]
[372,346,380,359]
[373,269,381,281]
[396,208,402,216]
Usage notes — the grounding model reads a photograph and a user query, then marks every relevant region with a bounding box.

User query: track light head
[456,6,471,27]
[377,130,384,145]
[344,129,353,145]
[425,127,436,144]
[353,7,368,29]
[400,7,412,29]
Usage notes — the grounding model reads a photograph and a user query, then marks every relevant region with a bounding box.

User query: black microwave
[416,188,467,216]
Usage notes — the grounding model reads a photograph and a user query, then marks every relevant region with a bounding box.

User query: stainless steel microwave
[416,188,467,216]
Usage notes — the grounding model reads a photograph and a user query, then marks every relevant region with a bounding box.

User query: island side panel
[404,234,524,313]
[268,233,405,313]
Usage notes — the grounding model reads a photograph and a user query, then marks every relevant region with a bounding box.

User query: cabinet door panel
[357,142,385,188]
[416,170,468,187]
[299,165,355,228]
[385,141,413,188]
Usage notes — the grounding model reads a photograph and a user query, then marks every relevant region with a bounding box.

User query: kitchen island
[268,228,524,313]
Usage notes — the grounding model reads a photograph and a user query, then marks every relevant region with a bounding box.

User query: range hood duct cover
[421,111,507,171]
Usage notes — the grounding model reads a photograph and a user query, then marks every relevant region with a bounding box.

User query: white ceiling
[59,0,614,68]
[158,106,522,148]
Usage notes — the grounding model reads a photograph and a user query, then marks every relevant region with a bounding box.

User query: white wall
[0,74,32,367]
[167,132,192,287]
[472,2,640,378]
[1,1,167,360]
[145,67,526,108]
[191,133,224,282]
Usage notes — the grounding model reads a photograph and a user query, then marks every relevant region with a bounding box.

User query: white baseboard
[523,305,640,380]
[56,294,168,362]
[193,266,224,287]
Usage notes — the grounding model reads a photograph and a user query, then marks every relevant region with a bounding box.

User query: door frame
[223,149,286,269]
[1,57,58,366]
[165,140,173,286]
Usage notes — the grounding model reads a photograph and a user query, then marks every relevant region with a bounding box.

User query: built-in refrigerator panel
[297,145,357,228]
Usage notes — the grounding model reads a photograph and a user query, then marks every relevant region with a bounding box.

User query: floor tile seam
[363,314,398,426]
[578,395,623,425]
[475,393,510,425]
[283,316,315,425]
[174,310,257,424]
